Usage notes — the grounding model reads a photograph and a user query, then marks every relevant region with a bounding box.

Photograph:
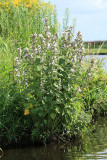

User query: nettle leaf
[44,120,47,124]
[38,112,43,117]
[50,113,56,120]
[35,58,40,65]
[59,58,65,65]
[55,107,60,114]
[53,83,59,88]
[59,66,64,71]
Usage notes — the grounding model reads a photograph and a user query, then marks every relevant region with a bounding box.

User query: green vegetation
[85,48,107,54]
[0,0,107,147]
[84,41,107,54]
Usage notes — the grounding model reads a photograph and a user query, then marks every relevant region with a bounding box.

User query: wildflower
[24,109,30,115]
[70,68,74,73]
[25,82,28,88]
[46,43,50,49]
[62,30,67,41]
[16,72,20,77]
[38,45,41,53]
[25,79,28,88]
[91,57,96,64]
[17,60,22,65]
[24,47,30,59]
[33,48,37,54]
[31,33,37,56]
[40,81,43,87]
[46,31,51,38]
[5,8,9,12]
[29,103,33,108]
[74,31,85,63]
[51,60,55,65]
[24,47,29,53]
[23,71,26,76]
[73,55,77,63]
[76,86,81,92]
[15,68,18,72]
[32,33,37,39]
[17,47,22,58]
[75,43,77,47]
[88,73,91,76]
[84,88,87,91]
[39,34,44,39]
[26,4,31,8]
[67,26,73,46]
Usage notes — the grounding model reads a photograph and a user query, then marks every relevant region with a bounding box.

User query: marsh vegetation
[0,0,107,147]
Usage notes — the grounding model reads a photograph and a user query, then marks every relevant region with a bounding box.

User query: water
[1,116,107,160]
[85,55,107,71]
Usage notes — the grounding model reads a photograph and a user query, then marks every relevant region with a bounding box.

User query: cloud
[88,0,107,9]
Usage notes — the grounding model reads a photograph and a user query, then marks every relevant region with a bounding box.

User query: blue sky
[44,0,107,41]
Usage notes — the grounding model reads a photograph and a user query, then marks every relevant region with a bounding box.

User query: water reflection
[1,116,107,160]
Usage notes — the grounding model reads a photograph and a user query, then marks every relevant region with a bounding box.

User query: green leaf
[35,58,40,65]
[38,112,43,117]
[55,107,60,114]
[53,83,59,88]
[59,58,65,65]
[44,120,47,124]
[50,113,56,120]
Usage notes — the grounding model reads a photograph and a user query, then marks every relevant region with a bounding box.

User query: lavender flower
[74,31,85,62]
[31,33,37,57]
[25,81,28,88]
[15,53,22,80]
[75,86,81,92]
[23,71,26,76]
[70,68,75,73]
[17,47,22,59]
[24,47,30,59]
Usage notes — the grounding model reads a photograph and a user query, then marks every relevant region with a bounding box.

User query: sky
[43,0,107,41]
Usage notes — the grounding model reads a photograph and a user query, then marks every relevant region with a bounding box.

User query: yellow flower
[38,4,41,8]
[29,103,33,108]
[84,88,87,91]
[12,0,21,7]
[42,3,46,7]
[26,4,31,8]
[24,109,30,115]
[50,5,54,11]
[5,8,9,12]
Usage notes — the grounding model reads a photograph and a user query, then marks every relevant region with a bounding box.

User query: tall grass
[0,0,58,93]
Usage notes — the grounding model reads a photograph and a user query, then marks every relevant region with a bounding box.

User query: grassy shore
[84,41,107,55]
[85,48,107,55]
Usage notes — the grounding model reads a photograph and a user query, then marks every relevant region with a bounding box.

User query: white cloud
[88,0,107,9]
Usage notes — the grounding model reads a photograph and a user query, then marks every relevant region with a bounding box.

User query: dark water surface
[1,116,107,160]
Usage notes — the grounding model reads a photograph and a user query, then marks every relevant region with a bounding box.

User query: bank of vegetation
[0,0,107,147]
[84,41,107,55]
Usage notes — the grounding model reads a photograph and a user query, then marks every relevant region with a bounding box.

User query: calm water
[1,116,107,160]
[86,55,107,71]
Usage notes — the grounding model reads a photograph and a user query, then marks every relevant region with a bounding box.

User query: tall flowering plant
[13,18,96,141]
[0,15,106,145]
